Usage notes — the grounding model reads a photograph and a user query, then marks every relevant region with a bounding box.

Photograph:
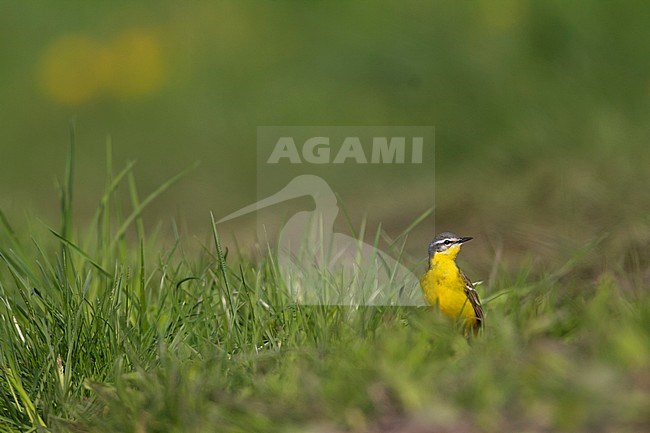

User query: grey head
[428,232,473,257]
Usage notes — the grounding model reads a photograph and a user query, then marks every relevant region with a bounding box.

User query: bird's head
[428,232,473,260]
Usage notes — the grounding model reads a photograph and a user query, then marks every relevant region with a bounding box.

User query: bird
[420,232,484,332]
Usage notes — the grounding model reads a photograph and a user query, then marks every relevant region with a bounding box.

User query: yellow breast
[420,253,478,326]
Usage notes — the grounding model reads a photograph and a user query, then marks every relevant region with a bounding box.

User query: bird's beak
[217,187,294,224]
[459,236,473,243]
[216,175,336,224]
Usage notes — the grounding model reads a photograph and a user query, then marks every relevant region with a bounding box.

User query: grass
[0,143,648,433]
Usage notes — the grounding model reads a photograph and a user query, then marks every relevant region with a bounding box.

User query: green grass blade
[109,161,199,252]
[61,121,76,242]
[48,228,112,278]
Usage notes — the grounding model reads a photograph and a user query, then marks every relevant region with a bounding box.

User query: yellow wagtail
[420,232,484,332]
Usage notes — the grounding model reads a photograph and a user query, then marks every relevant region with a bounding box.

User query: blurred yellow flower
[38,34,108,105]
[38,28,167,105]
[107,29,167,99]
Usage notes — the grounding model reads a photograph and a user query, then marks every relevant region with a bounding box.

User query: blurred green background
[1,1,649,269]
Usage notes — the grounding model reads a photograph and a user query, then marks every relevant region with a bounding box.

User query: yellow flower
[107,29,166,99]
[38,34,108,105]
[38,28,167,105]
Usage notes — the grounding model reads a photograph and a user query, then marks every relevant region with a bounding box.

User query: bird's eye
[444,240,451,245]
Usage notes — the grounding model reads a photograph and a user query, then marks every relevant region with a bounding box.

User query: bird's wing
[460,269,484,327]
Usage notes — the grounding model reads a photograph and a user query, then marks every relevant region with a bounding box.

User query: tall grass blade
[109,161,199,251]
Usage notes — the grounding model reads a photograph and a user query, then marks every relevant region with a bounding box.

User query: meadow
[0,139,648,433]
[2,2,650,432]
